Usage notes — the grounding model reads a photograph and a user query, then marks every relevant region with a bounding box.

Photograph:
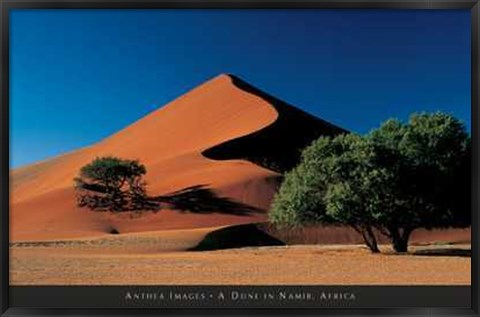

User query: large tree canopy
[270,112,470,253]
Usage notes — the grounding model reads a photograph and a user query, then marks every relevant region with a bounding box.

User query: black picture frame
[1,0,478,315]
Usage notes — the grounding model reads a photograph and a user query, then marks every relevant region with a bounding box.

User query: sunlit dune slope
[11,74,344,241]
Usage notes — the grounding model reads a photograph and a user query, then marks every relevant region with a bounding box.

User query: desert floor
[10,230,471,285]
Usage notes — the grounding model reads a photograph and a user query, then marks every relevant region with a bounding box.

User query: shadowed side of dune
[188,223,285,251]
[202,75,349,173]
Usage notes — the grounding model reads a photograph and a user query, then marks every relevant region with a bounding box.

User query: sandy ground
[10,232,471,285]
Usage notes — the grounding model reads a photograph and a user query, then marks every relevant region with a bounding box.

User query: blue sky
[10,9,471,168]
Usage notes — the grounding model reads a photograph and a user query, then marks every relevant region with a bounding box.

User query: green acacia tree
[74,156,149,212]
[270,112,470,253]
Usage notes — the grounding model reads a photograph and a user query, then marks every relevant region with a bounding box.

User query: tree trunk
[352,225,380,253]
[392,236,408,252]
[390,227,413,253]
[365,226,380,253]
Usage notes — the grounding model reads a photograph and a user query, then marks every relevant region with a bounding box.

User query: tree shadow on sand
[154,185,262,216]
[412,248,471,257]
[78,182,262,216]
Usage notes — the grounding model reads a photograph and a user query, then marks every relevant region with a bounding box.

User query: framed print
[1,0,479,315]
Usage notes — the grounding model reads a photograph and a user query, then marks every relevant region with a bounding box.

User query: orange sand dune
[11,74,343,241]
[12,73,468,247]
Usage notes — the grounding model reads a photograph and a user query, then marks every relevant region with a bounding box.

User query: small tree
[270,112,470,253]
[74,156,148,212]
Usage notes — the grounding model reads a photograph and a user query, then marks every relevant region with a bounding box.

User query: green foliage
[269,138,332,227]
[74,156,150,212]
[270,112,470,253]
[369,113,470,230]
